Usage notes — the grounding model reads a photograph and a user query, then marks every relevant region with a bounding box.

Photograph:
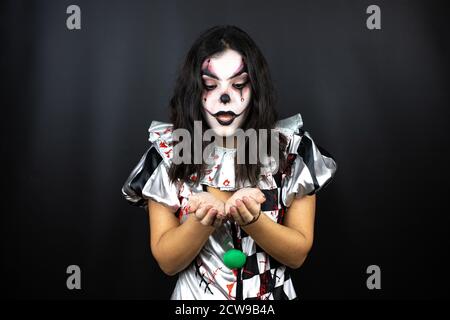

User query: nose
[220,93,231,104]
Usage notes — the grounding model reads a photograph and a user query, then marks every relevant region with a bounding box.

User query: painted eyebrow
[228,68,247,80]
[201,69,219,80]
[201,68,248,81]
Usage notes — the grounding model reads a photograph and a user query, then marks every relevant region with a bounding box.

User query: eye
[233,81,248,90]
[204,84,217,91]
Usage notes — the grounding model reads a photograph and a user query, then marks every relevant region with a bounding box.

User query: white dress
[122,113,337,300]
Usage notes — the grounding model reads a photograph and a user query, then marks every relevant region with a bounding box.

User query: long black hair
[168,25,287,186]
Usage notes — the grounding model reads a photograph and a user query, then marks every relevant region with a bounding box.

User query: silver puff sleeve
[121,121,181,213]
[277,114,338,207]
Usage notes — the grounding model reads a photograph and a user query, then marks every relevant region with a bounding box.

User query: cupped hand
[225,188,266,226]
[224,188,266,216]
[187,192,226,227]
[229,196,264,226]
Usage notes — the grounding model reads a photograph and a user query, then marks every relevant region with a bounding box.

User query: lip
[204,108,244,126]
[215,113,236,126]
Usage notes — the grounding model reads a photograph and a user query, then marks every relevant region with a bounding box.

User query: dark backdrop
[2,0,449,299]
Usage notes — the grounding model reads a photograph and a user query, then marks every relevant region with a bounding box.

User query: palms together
[187,187,266,226]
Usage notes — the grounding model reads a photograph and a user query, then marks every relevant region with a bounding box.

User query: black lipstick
[214,111,237,126]
[204,109,244,126]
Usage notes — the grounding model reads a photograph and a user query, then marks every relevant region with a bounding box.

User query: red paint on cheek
[242,86,250,98]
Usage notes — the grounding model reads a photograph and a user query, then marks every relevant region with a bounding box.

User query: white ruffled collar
[148,113,303,191]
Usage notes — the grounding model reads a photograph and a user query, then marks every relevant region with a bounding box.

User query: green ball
[223,249,246,269]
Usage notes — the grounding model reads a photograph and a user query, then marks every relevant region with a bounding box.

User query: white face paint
[201,49,252,137]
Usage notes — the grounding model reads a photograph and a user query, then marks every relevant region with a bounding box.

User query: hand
[224,188,266,216]
[225,188,266,226]
[187,192,226,228]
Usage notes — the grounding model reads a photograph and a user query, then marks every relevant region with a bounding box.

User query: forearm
[156,214,214,275]
[242,213,310,269]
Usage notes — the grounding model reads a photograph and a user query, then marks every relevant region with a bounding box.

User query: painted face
[201,49,252,137]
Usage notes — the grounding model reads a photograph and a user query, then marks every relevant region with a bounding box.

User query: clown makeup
[201,49,252,138]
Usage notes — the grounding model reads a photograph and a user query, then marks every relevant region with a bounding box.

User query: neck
[216,136,237,149]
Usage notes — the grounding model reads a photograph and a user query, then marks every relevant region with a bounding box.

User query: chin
[212,126,238,137]
[204,113,243,138]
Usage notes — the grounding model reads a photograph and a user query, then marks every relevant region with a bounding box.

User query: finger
[188,197,200,213]
[201,208,218,226]
[195,205,213,220]
[256,192,266,204]
[243,196,261,216]
[216,207,226,220]
[248,189,265,204]
[235,199,254,224]
[224,201,232,216]
[222,210,231,222]
[212,216,223,228]
[212,200,226,219]
[229,206,244,225]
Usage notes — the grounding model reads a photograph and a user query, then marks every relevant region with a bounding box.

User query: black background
[2,0,449,299]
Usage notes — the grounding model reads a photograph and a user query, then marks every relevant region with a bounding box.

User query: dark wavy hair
[168,25,287,186]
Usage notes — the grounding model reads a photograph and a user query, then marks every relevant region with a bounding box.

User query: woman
[122,25,337,300]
